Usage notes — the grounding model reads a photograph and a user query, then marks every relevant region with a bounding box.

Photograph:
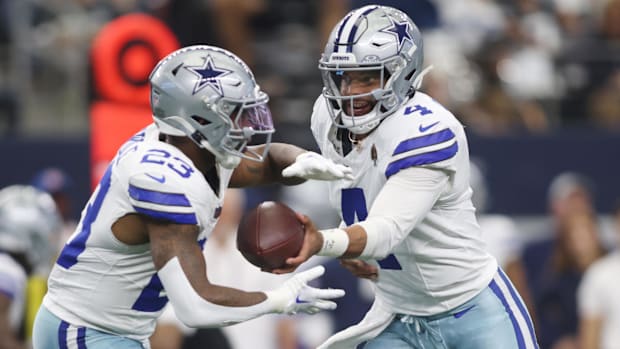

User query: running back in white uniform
[311,92,498,315]
[43,124,232,341]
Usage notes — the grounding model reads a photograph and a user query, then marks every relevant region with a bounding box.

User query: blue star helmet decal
[184,55,232,95]
[380,17,414,52]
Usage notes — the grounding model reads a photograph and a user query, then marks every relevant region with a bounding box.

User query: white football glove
[282,152,354,180]
[266,266,345,315]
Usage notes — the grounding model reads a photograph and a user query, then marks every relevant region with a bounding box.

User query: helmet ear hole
[405,69,416,81]
[191,115,211,126]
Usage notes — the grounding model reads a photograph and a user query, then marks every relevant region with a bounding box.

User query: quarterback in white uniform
[32,45,348,349]
[277,6,539,349]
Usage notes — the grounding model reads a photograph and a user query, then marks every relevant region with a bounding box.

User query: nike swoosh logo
[146,173,166,183]
[295,296,308,304]
[453,305,475,319]
[419,121,439,132]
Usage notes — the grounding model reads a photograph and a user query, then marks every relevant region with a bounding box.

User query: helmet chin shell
[319,5,424,133]
[339,103,381,135]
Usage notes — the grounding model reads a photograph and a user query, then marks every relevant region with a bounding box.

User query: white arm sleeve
[158,257,276,328]
[357,167,449,259]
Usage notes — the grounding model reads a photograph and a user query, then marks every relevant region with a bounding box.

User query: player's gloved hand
[282,152,353,180]
[266,265,345,315]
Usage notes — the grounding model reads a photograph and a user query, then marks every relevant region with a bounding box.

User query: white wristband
[318,228,349,257]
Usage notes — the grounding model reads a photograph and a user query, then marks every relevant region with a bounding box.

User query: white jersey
[311,92,497,316]
[43,124,232,341]
[0,253,27,331]
[577,251,620,349]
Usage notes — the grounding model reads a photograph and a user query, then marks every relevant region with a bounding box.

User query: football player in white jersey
[0,185,61,349]
[32,45,348,349]
[275,6,540,349]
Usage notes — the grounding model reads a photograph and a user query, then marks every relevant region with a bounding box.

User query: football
[236,201,305,270]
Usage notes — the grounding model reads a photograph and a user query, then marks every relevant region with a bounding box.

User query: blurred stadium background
[1,0,618,219]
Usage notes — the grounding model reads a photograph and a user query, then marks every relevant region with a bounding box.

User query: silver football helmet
[150,45,274,169]
[319,5,424,134]
[0,185,61,274]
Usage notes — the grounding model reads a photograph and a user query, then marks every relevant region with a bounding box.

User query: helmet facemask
[320,55,412,135]
[319,5,424,135]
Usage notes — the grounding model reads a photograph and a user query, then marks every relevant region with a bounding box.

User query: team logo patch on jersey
[213,206,222,219]
[184,55,232,95]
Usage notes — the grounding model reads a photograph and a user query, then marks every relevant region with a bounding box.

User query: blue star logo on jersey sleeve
[184,55,232,95]
[380,18,414,52]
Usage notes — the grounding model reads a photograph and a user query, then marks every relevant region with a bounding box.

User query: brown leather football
[236,201,305,270]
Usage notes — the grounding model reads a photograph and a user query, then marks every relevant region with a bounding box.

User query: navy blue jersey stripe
[128,184,191,207]
[392,129,455,156]
[133,206,197,225]
[385,142,458,178]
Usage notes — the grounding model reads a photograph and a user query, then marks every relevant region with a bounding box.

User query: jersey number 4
[341,188,402,270]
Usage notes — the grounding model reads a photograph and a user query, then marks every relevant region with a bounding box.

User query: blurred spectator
[31,167,77,250]
[517,172,607,349]
[587,67,620,131]
[457,37,552,135]
[470,160,523,269]
[350,0,439,30]
[434,0,506,55]
[556,0,620,125]
[152,189,298,349]
[577,200,620,349]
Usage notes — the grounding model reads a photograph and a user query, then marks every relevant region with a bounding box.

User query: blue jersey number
[404,104,433,116]
[341,188,402,270]
[141,149,195,178]
[57,165,113,269]
[132,274,168,312]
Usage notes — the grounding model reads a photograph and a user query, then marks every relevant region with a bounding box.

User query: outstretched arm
[230,143,306,187]
[273,167,448,273]
[230,143,353,187]
[148,218,344,327]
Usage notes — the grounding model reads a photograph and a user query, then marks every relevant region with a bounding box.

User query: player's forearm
[231,143,306,187]
[159,257,277,328]
[265,143,307,185]
[341,225,367,257]
[201,284,267,307]
[316,224,366,258]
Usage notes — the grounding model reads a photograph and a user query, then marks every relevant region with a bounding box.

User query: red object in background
[89,102,153,187]
[89,14,179,189]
